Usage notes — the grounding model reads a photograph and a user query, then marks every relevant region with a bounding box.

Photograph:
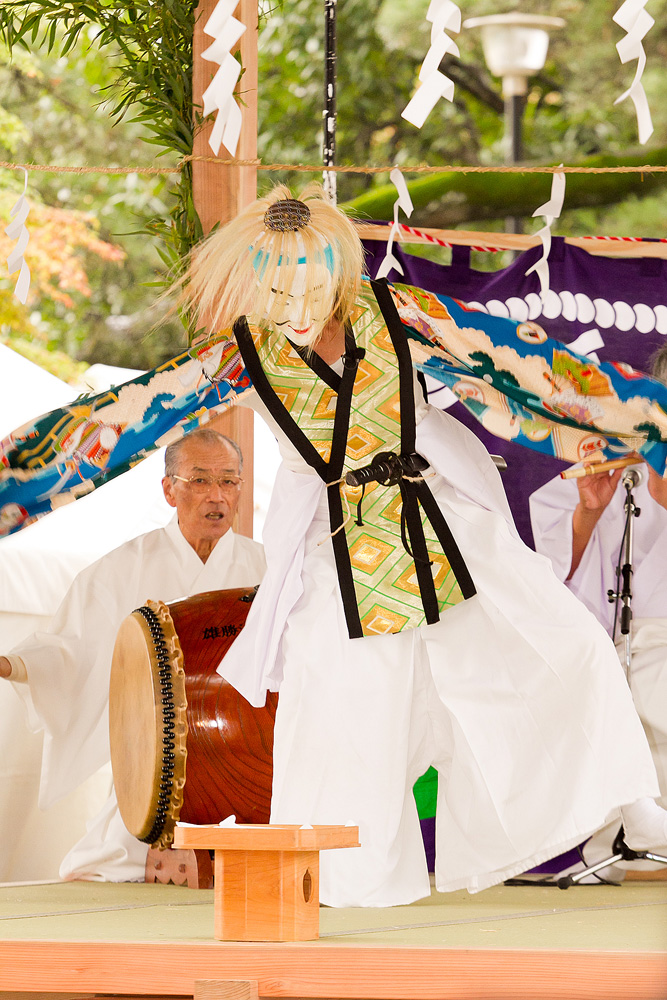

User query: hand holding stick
[560,456,639,480]
[565,456,636,579]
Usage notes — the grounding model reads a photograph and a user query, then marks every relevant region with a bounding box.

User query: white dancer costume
[177,185,664,908]
[221,398,659,907]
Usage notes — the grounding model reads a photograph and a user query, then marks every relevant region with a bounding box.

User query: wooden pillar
[193,0,258,537]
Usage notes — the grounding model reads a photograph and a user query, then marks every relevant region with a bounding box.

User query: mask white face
[264,261,333,346]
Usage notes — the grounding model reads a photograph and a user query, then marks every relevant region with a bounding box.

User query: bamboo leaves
[0,0,198,276]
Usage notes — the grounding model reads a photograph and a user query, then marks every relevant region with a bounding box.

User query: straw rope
[1,157,667,176]
[2,157,665,254]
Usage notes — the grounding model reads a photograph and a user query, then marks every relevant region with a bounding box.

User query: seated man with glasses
[0,427,266,882]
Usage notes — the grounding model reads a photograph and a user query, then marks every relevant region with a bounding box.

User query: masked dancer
[177,183,667,907]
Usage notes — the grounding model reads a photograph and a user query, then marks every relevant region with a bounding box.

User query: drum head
[110,606,186,845]
[110,589,272,849]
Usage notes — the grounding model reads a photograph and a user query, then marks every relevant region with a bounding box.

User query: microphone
[622,467,644,491]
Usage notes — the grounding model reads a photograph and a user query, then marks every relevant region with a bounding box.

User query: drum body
[110,588,277,849]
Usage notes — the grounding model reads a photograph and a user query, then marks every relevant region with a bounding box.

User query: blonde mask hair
[180,183,364,346]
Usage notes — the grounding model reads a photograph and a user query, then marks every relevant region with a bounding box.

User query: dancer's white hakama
[220,398,659,908]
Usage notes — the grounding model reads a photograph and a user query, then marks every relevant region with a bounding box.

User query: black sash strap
[234,300,475,638]
[288,338,342,392]
[370,279,476,606]
[326,333,366,636]
[234,318,329,478]
[233,317,366,636]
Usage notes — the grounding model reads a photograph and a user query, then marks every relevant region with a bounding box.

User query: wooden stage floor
[0,878,666,1000]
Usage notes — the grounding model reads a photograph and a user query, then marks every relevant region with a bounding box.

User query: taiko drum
[109,588,277,849]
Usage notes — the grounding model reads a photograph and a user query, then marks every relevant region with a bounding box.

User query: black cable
[611,500,631,644]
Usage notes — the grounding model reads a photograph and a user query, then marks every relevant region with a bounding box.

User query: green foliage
[1,0,667,372]
[0,288,89,382]
[343,147,667,227]
[259,0,667,235]
[0,2,199,367]
[256,0,515,201]
[0,1,199,275]
[0,42,187,366]
[0,109,30,154]
[0,2,195,154]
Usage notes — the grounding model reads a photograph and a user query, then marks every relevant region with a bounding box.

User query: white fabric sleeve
[529,473,617,633]
[529,475,578,583]
[417,404,517,534]
[5,654,27,682]
[9,568,119,809]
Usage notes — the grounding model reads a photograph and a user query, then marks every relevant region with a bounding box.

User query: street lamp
[463,13,564,232]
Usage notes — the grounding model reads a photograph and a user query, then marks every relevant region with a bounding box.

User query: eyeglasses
[171,474,243,494]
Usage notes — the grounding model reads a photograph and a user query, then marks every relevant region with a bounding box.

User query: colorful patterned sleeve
[390,281,667,475]
[0,333,252,537]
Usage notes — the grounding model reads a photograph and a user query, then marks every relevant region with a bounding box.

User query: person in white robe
[175,184,667,908]
[530,465,667,868]
[531,344,667,796]
[529,347,667,878]
[0,428,266,882]
[530,461,667,663]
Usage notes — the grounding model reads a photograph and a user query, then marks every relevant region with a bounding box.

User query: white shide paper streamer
[613,0,654,145]
[6,167,31,305]
[376,168,414,280]
[200,0,246,157]
[402,0,461,129]
[525,168,566,303]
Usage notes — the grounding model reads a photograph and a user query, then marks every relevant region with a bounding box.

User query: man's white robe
[530,473,667,807]
[9,517,266,881]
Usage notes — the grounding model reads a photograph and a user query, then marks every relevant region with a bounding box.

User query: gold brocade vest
[234,278,475,638]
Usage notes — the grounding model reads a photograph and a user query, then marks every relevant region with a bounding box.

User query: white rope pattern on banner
[401,0,461,129]
[525,167,565,303]
[613,0,654,145]
[5,167,31,304]
[375,168,414,280]
[200,0,246,157]
[566,328,605,365]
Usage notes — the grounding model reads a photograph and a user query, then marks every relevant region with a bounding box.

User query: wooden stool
[173,823,359,941]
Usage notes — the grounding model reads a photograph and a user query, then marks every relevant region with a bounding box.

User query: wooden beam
[1,939,666,999]
[355,221,667,259]
[192,0,258,538]
[194,982,259,1000]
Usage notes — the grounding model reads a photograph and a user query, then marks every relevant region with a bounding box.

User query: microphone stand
[607,472,641,684]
